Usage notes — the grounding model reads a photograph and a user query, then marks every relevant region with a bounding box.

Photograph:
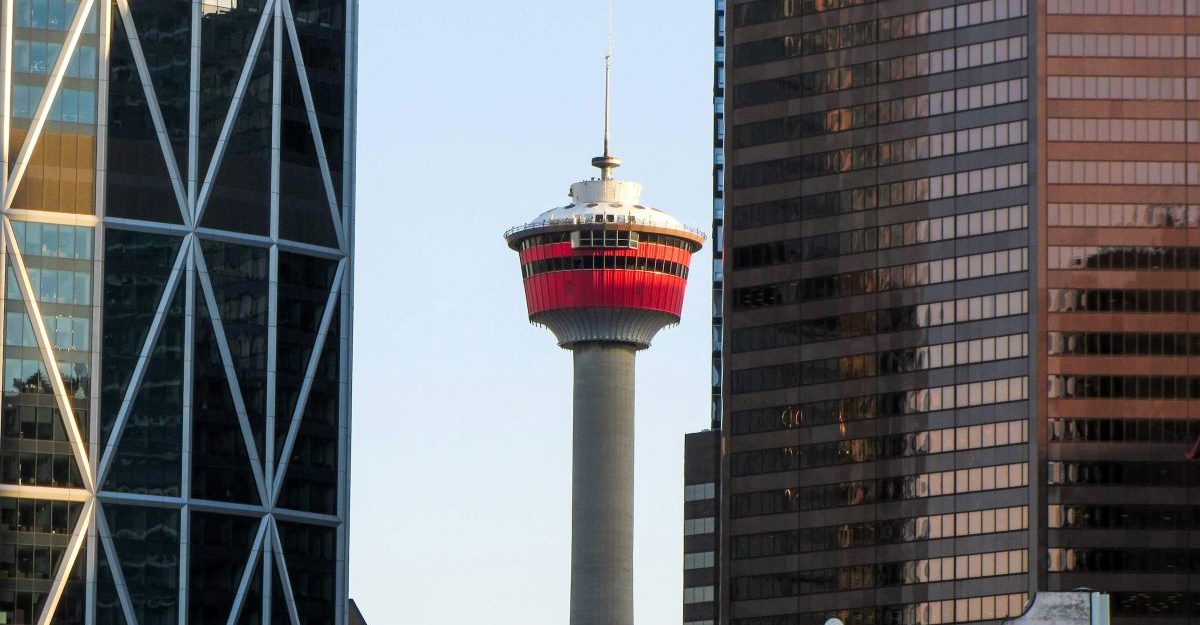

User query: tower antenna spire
[592,0,622,180]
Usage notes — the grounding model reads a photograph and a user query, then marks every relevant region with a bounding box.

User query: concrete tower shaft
[571,342,636,625]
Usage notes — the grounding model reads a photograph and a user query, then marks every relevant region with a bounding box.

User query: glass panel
[289,0,345,203]
[10,0,99,215]
[278,41,338,247]
[191,285,259,504]
[187,512,262,625]
[199,239,269,459]
[100,229,182,450]
[199,1,271,235]
[104,286,183,496]
[106,10,183,224]
[124,0,192,169]
[106,504,180,625]
[276,521,335,625]
[0,497,85,625]
[274,252,337,461]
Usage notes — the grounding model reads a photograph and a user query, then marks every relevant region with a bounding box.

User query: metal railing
[505,213,707,240]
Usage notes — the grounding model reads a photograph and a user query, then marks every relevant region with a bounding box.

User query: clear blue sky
[350,1,714,623]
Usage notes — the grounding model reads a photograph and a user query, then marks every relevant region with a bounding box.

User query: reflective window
[1047,461,1196,485]
[730,594,1028,625]
[732,421,1027,476]
[731,550,1028,598]
[731,463,1029,517]
[734,78,1027,149]
[1048,34,1200,58]
[1050,418,1194,443]
[732,0,878,27]
[732,507,1029,558]
[1049,504,1200,529]
[684,483,716,501]
[1049,332,1200,356]
[683,552,715,570]
[733,290,1028,352]
[1048,288,1200,313]
[1048,161,1199,185]
[685,517,716,535]
[1048,203,1199,227]
[736,36,1026,107]
[1049,246,1200,270]
[733,248,1028,311]
[1048,0,1198,13]
[10,0,99,215]
[731,377,1029,435]
[733,334,1028,393]
[1048,375,1200,399]
[733,205,1027,269]
[1047,76,1199,100]
[734,0,1026,66]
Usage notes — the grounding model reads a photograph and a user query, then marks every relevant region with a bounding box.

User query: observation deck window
[573,230,640,249]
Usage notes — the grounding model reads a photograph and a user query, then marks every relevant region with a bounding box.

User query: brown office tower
[685,1,1200,624]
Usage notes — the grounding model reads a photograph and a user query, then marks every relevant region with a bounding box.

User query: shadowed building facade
[689,1,1200,624]
[0,1,357,624]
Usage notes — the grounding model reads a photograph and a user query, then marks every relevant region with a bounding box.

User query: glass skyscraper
[0,1,356,623]
[690,1,1200,624]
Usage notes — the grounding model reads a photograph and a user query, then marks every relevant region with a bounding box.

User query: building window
[685,517,716,535]
[684,586,716,604]
[684,551,716,570]
[684,483,716,501]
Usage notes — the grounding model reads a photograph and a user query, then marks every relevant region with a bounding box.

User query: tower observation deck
[505,154,704,625]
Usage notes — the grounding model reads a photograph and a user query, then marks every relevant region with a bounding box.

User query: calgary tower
[504,45,705,625]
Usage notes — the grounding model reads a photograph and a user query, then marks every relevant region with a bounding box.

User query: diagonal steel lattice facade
[0,0,357,623]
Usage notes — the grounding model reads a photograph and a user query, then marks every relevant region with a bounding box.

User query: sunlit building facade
[693,0,1200,624]
[0,1,357,623]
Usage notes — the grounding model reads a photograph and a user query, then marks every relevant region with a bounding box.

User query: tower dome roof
[506,177,705,247]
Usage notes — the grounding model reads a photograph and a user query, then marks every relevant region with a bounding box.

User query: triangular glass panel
[105,504,181,625]
[9,1,100,216]
[277,308,339,515]
[3,218,96,486]
[287,0,346,205]
[124,0,192,170]
[278,40,338,248]
[275,521,336,625]
[198,0,270,177]
[199,1,272,236]
[106,7,183,224]
[270,557,291,625]
[274,252,337,465]
[54,537,89,625]
[192,284,260,504]
[9,0,98,165]
[97,537,131,625]
[99,229,183,450]
[0,496,86,622]
[187,512,264,625]
[236,557,265,625]
[104,285,184,496]
[198,239,269,459]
